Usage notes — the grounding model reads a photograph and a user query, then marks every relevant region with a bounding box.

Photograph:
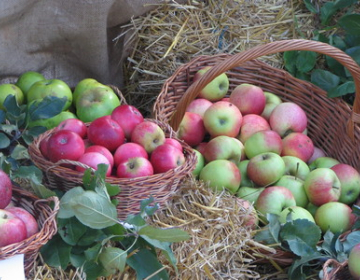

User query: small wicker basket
[0,186,59,276]
[28,119,197,221]
[153,39,360,271]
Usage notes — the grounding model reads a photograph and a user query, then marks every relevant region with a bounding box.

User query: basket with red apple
[0,184,59,276]
[153,39,360,273]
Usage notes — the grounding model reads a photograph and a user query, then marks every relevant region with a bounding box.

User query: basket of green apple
[153,39,360,274]
[28,88,197,220]
[0,169,59,277]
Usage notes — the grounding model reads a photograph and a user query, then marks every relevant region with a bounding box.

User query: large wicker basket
[0,186,59,276]
[153,39,360,271]
[28,119,197,220]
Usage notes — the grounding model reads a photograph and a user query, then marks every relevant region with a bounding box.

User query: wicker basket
[0,186,59,276]
[153,39,360,269]
[28,119,197,221]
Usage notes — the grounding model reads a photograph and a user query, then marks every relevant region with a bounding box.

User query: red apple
[244,129,283,159]
[229,83,266,115]
[195,142,208,155]
[185,98,213,118]
[150,144,185,173]
[177,112,206,147]
[131,121,166,153]
[47,130,85,163]
[87,115,125,152]
[0,170,12,209]
[76,152,112,176]
[39,134,51,159]
[116,157,154,178]
[6,207,39,238]
[85,145,114,168]
[164,138,183,151]
[0,209,27,246]
[307,146,326,164]
[203,135,242,164]
[238,114,270,143]
[54,118,87,139]
[281,132,314,163]
[111,104,144,140]
[113,142,148,167]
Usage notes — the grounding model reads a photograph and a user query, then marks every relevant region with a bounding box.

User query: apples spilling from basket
[0,170,39,247]
[39,104,186,178]
[178,66,360,236]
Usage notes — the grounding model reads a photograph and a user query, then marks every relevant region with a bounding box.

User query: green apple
[236,186,264,204]
[76,86,121,123]
[278,206,315,224]
[237,159,253,187]
[27,79,73,111]
[244,130,282,159]
[348,243,360,279]
[306,202,319,217]
[199,159,241,194]
[308,156,340,170]
[72,78,110,106]
[0,84,24,110]
[27,110,77,129]
[315,201,355,234]
[276,175,308,208]
[282,155,310,181]
[15,71,45,98]
[261,91,282,121]
[203,135,243,164]
[192,148,205,178]
[192,66,229,101]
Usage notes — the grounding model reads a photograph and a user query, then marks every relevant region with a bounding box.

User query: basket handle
[169,39,360,139]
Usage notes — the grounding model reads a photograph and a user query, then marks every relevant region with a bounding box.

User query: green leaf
[3,95,21,117]
[283,51,298,74]
[29,181,58,199]
[58,187,85,219]
[319,230,337,257]
[10,144,29,160]
[82,261,106,280]
[311,69,340,91]
[342,231,360,254]
[58,217,88,246]
[27,95,67,121]
[287,252,324,280]
[333,0,359,10]
[303,0,318,13]
[40,234,72,269]
[0,110,5,123]
[77,227,104,246]
[99,247,127,276]
[327,81,355,98]
[0,133,10,149]
[280,220,322,256]
[106,184,121,196]
[12,165,43,185]
[296,51,317,73]
[338,14,360,36]
[139,225,190,243]
[69,190,118,229]
[320,2,336,25]
[84,243,102,261]
[346,46,360,70]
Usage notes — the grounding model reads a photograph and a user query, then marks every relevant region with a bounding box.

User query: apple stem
[295,162,299,180]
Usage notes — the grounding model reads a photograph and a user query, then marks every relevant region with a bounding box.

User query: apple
[308,156,340,170]
[237,159,253,187]
[76,152,112,176]
[164,138,183,151]
[237,114,270,143]
[232,138,246,161]
[0,83,24,110]
[269,102,308,137]
[72,78,108,106]
[0,170,12,209]
[193,66,229,101]
[150,144,185,174]
[27,79,73,111]
[306,202,319,217]
[39,134,51,159]
[203,135,242,164]
[203,101,242,138]
[303,168,341,206]
[255,186,296,222]
[113,142,148,167]
[315,202,355,234]
[236,186,265,204]
[47,130,85,163]
[185,98,213,118]
[6,207,39,238]
[244,130,283,159]
[195,142,208,155]
[278,206,315,224]
[192,149,205,178]
[76,86,121,123]
[247,152,286,187]
[229,83,266,115]
[177,112,206,147]
[85,145,114,168]
[281,132,314,163]
[261,91,282,121]
[87,115,125,152]
[15,71,45,98]
[54,118,87,139]
[131,121,166,153]
[331,163,360,205]
[236,198,259,228]
[116,157,154,178]
[282,155,310,181]
[0,209,27,246]
[348,243,360,279]
[199,159,241,194]
[111,104,144,140]
[275,175,308,208]
[307,146,326,164]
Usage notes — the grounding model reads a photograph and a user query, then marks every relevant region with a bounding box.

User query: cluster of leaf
[255,206,360,280]
[284,0,360,104]
[38,164,189,280]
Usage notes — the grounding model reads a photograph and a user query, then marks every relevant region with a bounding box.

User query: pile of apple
[0,71,121,128]
[177,66,360,237]
[39,104,187,178]
[0,170,39,247]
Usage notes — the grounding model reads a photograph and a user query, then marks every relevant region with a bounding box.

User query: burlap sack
[0,0,168,88]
